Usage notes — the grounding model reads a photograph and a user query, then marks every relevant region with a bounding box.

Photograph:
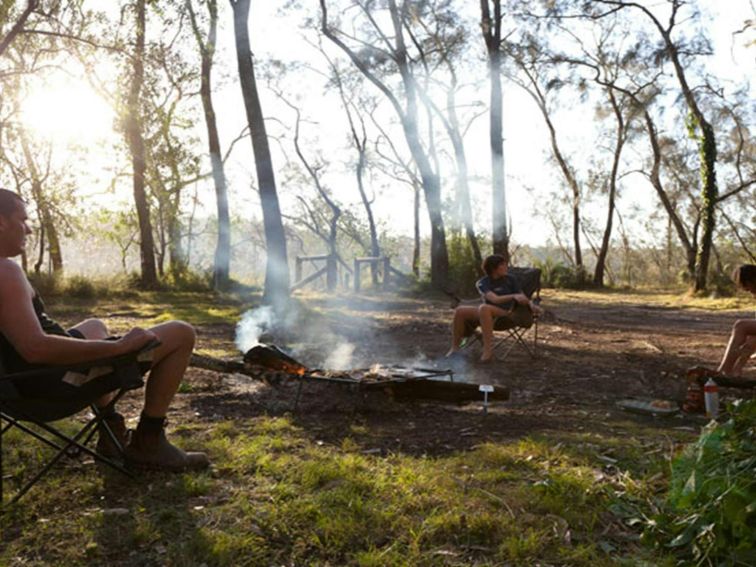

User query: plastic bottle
[704,378,719,418]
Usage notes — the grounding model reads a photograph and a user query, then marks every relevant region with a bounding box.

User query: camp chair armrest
[0,339,160,383]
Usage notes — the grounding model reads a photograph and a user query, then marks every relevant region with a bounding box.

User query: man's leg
[126,321,209,471]
[478,304,511,362]
[731,335,756,376]
[447,306,480,356]
[717,320,756,375]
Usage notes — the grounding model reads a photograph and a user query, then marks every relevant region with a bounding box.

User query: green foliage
[446,231,482,295]
[534,258,587,289]
[165,266,213,292]
[63,275,97,299]
[645,400,756,565]
[708,270,737,297]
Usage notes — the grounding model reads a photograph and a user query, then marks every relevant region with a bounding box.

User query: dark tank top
[0,291,69,373]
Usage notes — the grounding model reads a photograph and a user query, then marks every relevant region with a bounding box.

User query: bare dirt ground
[65,290,756,456]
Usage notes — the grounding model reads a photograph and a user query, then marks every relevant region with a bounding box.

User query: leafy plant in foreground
[645,399,756,565]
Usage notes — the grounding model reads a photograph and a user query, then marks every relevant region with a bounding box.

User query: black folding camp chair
[0,341,158,506]
[460,267,542,360]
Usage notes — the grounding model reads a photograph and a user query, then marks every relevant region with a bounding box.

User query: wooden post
[354,258,361,292]
[383,257,390,290]
[295,257,302,284]
[326,255,337,291]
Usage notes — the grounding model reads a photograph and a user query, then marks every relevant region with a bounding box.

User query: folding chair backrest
[508,267,541,299]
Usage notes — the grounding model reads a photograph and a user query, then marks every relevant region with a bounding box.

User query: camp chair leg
[1,389,136,507]
[6,412,135,506]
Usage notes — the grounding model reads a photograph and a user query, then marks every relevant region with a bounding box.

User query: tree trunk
[481,0,508,258]
[593,89,626,287]
[413,182,420,277]
[599,0,719,289]
[641,107,696,278]
[513,63,584,280]
[231,0,290,304]
[125,0,158,288]
[387,0,448,287]
[19,132,63,274]
[445,92,482,271]
[188,0,231,290]
[321,0,449,288]
[0,0,38,58]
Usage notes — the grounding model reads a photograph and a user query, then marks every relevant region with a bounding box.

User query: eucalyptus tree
[187,0,231,290]
[553,19,640,287]
[503,37,586,281]
[480,0,507,258]
[314,40,382,281]
[230,0,290,305]
[411,0,484,271]
[586,0,725,290]
[278,91,344,289]
[0,0,39,58]
[123,0,159,288]
[320,0,450,288]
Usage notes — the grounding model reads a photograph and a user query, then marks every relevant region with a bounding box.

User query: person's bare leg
[478,304,514,362]
[731,336,756,376]
[479,305,496,361]
[141,320,196,417]
[447,306,480,356]
[125,320,208,471]
[717,320,756,375]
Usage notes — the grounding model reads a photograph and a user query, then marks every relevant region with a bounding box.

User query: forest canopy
[0,0,753,297]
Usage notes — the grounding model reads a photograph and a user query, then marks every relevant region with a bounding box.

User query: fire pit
[191,343,509,410]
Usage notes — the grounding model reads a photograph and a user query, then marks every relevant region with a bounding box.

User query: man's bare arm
[0,261,154,365]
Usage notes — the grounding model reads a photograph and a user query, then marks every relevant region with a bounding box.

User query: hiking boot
[96,412,130,459]
[124,427,210,472]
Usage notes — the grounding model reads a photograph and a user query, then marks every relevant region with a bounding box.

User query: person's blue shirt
[476,274,522,311]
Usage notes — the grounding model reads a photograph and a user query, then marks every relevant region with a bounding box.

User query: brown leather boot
[125,426,210,472]
[96,412,130,459]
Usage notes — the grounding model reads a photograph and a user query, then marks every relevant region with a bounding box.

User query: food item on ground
[650,399,677,409]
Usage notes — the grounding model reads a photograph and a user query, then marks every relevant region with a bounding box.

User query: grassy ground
[2,287,751,566]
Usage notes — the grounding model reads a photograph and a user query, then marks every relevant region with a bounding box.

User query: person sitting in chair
[447,254,542,363]
[688,264,756,380]
[0,188,208,472]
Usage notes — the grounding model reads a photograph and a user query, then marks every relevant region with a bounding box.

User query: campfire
[191,343,509,404]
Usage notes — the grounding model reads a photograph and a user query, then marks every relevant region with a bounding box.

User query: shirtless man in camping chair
[688,264,756,381]
[0,188,208,472]
[446,254,543,363]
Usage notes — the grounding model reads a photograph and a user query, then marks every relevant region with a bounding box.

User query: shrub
[645,399,756,565]
[166,267,213,292]
[64,275,97,299]
[446,231,483,296]
[709,269,737,297]
[534,258,587,289]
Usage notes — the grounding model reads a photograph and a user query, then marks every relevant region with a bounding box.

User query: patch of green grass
[1,290,701,565]
[1,414,684,566]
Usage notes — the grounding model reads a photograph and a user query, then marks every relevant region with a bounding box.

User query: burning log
[243,344,308,375]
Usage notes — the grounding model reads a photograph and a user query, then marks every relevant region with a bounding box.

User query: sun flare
[20,79,115,146]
